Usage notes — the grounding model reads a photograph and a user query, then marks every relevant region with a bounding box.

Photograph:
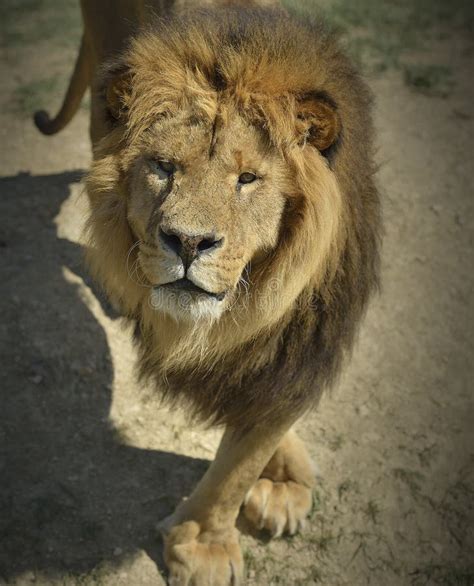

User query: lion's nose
[159,227,224,269]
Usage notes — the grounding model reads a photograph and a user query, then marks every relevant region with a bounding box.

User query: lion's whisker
[125,240,153,288]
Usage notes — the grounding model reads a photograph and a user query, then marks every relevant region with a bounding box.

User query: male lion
[35,1,381,584]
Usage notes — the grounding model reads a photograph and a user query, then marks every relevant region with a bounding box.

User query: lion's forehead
[142,109,276,173]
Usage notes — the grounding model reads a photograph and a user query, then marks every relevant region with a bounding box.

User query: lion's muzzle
[158,226,224,270]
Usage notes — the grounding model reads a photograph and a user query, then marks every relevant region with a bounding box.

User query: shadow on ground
[0,171,208,581]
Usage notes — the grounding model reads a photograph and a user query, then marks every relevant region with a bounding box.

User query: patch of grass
[11,76,61,116]
[308,567,322,583]
[281,531,298,544]
[364,499,381,524]
[417,443,439,467]
[269,572,292,584]
[410,563,474,586]
[295,566,322,584]
[283,0,472,91]
[243,547,258,572]
[403,64,454,97]
[63,564,109,586]
[307,527,335,555]
[328,433,345,451]
[309,487,326,520]
[316,530,334,553]
[393,468,424,498]
[0,0,81,49]
[337,478,359,501]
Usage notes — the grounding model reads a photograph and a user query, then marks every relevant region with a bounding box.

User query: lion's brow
[208,114,219,159]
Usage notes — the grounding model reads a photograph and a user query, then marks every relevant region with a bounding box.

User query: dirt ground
[1,2,473,585]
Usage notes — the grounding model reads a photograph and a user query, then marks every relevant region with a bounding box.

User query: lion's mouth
[156,278,226,301]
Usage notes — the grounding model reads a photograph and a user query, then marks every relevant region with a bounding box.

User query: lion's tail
[34,34,91,136]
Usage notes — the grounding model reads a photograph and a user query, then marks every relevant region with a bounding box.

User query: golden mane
[85,8,381,429]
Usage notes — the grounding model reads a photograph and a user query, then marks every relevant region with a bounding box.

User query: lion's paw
[243,478,312,537]
[164,520,243,586]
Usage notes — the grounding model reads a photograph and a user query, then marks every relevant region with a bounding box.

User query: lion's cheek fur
[139,249,185,287]
[244,190,286,255]
[84,155,146,315]
[254,153,344,327]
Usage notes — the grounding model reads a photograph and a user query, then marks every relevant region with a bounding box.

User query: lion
[35,3,381,585]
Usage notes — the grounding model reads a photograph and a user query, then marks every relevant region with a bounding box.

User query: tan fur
[162,421,294,584]
[84,12,380,429]
[37,4,381,584]
[243,430,315,536]
[161,426,315,583]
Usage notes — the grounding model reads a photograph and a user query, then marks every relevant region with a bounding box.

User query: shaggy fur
[85,8,381,431]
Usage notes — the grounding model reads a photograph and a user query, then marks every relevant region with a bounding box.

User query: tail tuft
[34,110,58,136]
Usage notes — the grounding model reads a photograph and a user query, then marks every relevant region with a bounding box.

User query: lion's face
[127,107,291,321]
[87,16,346,333]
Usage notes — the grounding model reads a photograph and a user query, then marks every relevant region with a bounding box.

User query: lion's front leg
[161,422,292,586]
[243,430,315,537]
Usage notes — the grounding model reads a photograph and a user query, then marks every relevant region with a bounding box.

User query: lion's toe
[243,478,312,537]
[165,521,243,586]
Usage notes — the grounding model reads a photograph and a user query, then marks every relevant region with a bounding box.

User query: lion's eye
[151,159,176,177]
[238,172,257,185]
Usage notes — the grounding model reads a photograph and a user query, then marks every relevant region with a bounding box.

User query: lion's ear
[295,94,341,152]
[105,69,133,120]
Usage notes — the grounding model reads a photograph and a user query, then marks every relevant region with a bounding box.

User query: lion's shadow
[0,171,208,581]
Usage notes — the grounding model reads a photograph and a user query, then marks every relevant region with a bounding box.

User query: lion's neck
[137,293,296,376]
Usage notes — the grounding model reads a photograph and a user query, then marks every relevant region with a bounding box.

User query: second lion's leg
[161,421,294,586]
[243,429,315,536]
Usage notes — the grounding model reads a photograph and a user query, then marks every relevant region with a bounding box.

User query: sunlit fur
[85,9,381,429]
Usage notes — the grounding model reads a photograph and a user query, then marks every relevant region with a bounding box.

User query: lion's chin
[149,286,227,322]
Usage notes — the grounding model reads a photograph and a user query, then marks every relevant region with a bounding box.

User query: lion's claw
[243,478,312,537]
